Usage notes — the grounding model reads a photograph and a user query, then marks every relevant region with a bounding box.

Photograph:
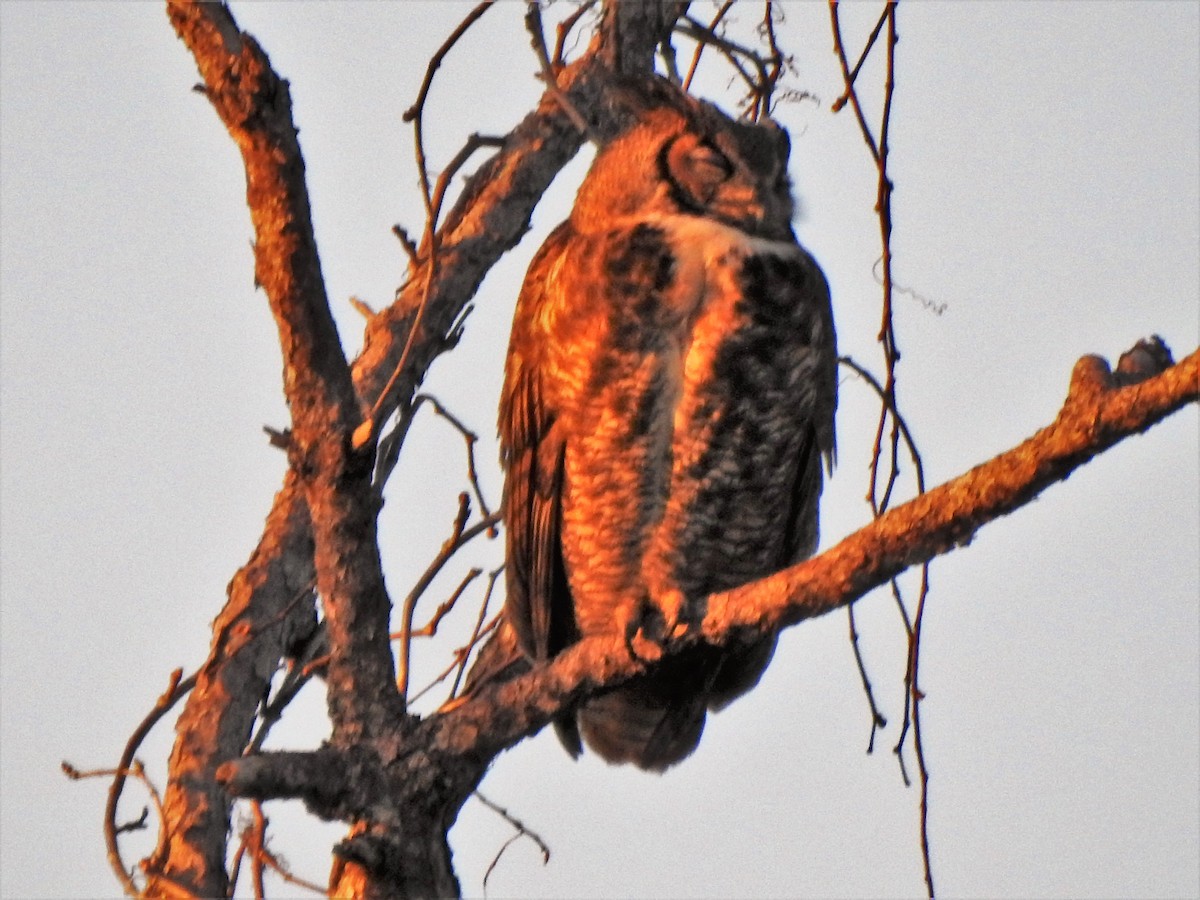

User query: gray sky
[2,2,1197,898]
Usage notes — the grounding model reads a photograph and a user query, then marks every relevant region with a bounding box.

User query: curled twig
[413,392,497,528]
[63,666,193,899]
[476,790,551,893]
[872,258,948,316]
[552,0,598,67]
[121,670,195,895]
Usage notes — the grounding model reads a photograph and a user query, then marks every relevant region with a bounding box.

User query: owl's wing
[501,366,570,660]
[782,248,838,565]
[499,224,576,663]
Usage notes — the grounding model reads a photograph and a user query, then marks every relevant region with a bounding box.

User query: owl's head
[571,87,796,241]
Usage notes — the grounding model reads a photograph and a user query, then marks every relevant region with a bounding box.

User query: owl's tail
[568,634,779,771]
[575,681,708,772]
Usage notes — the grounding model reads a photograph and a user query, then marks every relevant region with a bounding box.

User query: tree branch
[167,0,401,735]
[432,343,1198,760]
[155,3,405,894]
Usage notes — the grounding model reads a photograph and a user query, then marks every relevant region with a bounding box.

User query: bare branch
[435,344,1199,761]
[681,1,733,92]
[166,0,400,750]
[526,2,597,140]
[403,0,498,228]
[475,790,551,890]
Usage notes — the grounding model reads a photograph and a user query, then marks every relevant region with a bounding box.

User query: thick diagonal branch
[151,3,400,895]
[432,346,1199,760]
[166,0,398,737]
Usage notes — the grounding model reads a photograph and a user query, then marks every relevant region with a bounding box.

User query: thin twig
[409,610,503,706]
[449,568,505,699]
[246,663,317,755]
[553,0,598,67]
[404,567,483,639]
[249,802,267,899]
[398,493,472,699]
[476,790,550,893]
[830,5,933,894]
[832,4,891,114]
[246,801,326,896]
[63,759,165,869]
[758,2,786,118]
[829,2,881,162]
[64,668,196,897]
[526,2,596,140]
[228,827,247,898]
[838,355,926,493]
[403,0,496,225]
[407,508,502,633]
[846,605,887,753]
[681,0,734,92]
[910,562,935,899]
[361,1,496,449]
[678,16,764,100]
[391,224,420,269]
[659,31,682,84]
[429,133,507,233]
[413,392,497,528]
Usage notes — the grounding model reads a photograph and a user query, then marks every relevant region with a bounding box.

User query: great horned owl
[499,88,837,771]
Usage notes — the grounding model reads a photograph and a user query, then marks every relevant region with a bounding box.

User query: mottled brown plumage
[499,88,836,770]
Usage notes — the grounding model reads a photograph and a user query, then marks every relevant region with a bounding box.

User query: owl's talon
[625,626,665,664]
